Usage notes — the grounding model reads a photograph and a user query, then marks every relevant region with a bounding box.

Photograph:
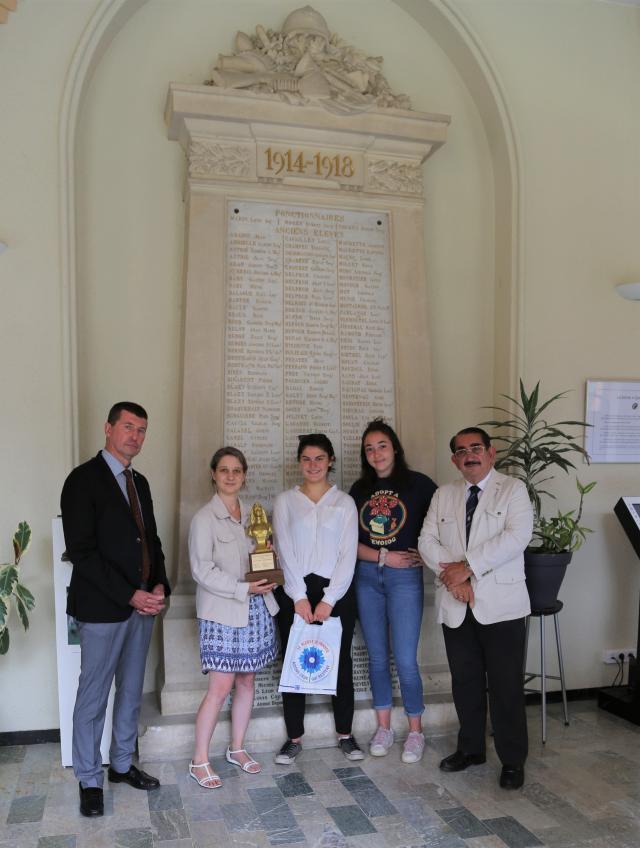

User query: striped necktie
[465,485,480,545]
[124,469,151,583]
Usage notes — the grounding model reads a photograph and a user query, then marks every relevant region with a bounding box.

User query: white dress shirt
[272,485,358,607]
[465,470,492,500]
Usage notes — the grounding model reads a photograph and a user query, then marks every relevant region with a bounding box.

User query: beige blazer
[418,469,533,627]
[188,494,278,627]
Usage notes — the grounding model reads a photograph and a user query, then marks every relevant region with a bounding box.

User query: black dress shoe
[79,784,104,817]
[439,750,486,772]
[500,764,524,789]
[107,764,160,790]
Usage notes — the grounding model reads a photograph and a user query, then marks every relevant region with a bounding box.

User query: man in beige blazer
[418,427,533,789]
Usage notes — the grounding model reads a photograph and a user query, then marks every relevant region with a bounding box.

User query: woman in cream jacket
[188,447,278,789]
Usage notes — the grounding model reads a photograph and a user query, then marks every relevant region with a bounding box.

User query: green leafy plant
[530,478,597,553]
[0,521,35,655]
[481,381,596,553]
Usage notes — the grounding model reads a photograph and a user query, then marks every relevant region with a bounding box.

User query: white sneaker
[369,726,394,757]
[401,731,425,764]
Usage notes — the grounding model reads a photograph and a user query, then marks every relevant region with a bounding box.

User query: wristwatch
[378,547,388,565]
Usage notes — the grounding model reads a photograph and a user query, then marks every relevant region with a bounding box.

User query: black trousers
[275,573,357,740]
[443,606,528,766]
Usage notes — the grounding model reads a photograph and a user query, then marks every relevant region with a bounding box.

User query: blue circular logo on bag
[291,637,334,683]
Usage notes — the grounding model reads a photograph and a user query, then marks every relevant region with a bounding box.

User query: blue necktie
[465,485,480,545]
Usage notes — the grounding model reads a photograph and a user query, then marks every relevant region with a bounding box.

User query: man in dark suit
[61,401,171,817]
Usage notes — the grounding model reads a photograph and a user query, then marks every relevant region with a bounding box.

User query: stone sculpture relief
[367,159,424,195]
[189,140,252,179]
[206,5,412,114]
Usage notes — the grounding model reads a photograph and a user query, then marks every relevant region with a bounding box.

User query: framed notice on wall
[585,380,640,463]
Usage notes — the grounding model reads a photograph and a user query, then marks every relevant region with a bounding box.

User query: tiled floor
[2,701,640,848]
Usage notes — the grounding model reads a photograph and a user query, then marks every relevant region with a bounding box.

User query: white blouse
[272,485,358,607]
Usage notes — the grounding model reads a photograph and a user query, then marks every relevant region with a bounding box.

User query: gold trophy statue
[245,502,284,585]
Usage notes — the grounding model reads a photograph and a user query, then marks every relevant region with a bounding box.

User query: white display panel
[53,518,114,767]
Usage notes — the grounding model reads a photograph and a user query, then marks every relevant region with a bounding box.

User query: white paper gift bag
[278,613,343,696]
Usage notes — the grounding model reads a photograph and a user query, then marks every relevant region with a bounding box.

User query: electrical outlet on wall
[602,648,636,664]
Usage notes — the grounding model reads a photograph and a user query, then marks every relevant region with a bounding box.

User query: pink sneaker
[401,731,425,764]
[369,726,394,757]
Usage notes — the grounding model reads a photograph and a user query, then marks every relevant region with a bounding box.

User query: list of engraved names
[224,201,395,504]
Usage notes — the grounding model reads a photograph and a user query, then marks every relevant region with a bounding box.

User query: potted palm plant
[481,382,596,609]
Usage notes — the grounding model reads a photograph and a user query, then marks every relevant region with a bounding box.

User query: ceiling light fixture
[616,282,640,301]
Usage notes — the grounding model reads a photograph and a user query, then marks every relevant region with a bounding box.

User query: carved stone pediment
[205,5,412,115]
[366,157,425,195]
[188,139,252,180]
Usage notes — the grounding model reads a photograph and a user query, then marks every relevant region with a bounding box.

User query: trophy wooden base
[245,568,284,586]
[245,549,284,585]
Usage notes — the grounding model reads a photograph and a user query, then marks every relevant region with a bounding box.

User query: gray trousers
[73,613,155,787]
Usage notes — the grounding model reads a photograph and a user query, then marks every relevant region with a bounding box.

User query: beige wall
[455,0,640,686]
[0,0,638,732]
[0,0,101,733]
[75,0,493,556]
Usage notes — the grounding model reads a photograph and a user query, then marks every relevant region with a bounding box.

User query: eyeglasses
[453,445,487,459]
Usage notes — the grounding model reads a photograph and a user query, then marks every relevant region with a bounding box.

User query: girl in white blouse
[188,447,278,789]
[272,433,362,764]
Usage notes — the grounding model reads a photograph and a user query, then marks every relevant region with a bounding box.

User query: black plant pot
[524,550,572,611]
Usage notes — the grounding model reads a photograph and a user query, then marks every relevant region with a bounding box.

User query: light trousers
[73,612,154,787]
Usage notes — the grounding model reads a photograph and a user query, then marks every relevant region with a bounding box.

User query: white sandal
[225,747,262,774]
[189,760,222,788]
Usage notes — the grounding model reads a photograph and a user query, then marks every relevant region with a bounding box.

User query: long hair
[356,418,410,494]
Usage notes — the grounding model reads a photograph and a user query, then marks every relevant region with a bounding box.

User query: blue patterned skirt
[198,594,278,673]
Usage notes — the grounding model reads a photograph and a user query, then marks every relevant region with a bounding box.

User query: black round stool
[523,600,570,743]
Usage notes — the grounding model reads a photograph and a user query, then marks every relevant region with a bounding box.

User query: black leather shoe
[107,764,160,790]
[79,784,104,817]
[500,765,524,789]
[439,750,486,772]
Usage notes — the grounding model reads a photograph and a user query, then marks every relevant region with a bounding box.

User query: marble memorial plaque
[224,201,396,505]
[252,623,400,707]
[224,200,397,707]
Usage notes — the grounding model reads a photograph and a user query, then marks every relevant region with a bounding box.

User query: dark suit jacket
[61,452,171,622]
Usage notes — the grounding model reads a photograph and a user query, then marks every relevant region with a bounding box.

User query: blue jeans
[355,561,424,717]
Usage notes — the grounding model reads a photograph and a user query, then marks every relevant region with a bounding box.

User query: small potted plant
[481,382,596,609]
[0,521,35,654]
